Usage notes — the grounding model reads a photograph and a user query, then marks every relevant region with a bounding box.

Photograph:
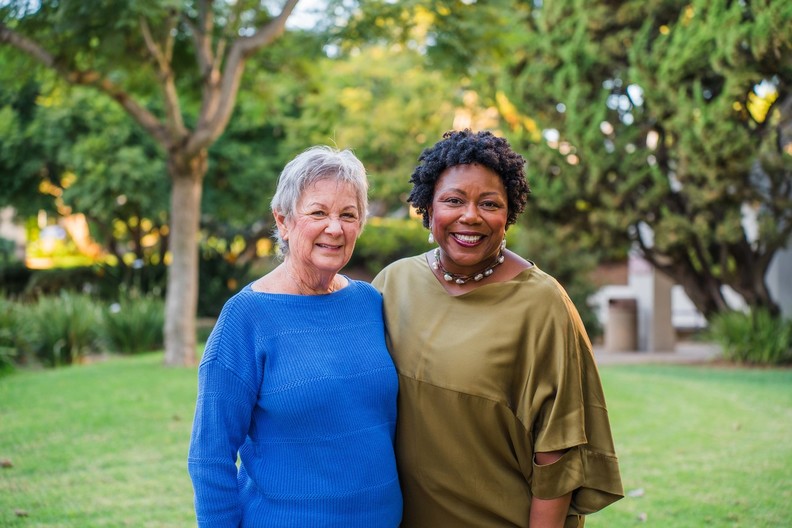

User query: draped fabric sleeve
[516,278,623,515]
[188,294,262,528]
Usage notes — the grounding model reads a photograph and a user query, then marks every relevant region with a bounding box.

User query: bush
[16,257,244,319]
[1,291,168,367]
[0,296,19,375]
[707,308,792,366]
[102,294,165,354]
[24,263,166,301]
[0,262,33,296]
[26,292,103,366]
[0,293,37,369]
[24,265,110,298]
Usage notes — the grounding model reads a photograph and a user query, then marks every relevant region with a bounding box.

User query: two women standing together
[188,130,624,527]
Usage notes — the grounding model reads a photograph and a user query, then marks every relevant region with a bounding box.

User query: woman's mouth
[452,233,484,246]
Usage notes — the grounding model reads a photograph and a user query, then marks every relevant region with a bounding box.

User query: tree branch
[1,22,170,147]
[197,0,216,76]
[187,0,300,154]
[140,16,187,137]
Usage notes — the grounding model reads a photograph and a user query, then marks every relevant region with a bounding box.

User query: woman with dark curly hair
[373,130,623,527]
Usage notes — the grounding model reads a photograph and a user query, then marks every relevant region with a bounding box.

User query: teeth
[455,234,482,243]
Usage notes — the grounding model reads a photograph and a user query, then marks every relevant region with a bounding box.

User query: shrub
[19,257,242,319]
[0,262,33,296]
[0,342,14,375]
[27,292,103,366]
[0,296,19,375]
[24,266,108,297]
[24,263,167,301]
[707,308,792,366]
[0,293,38,369]
[102,294,165,354]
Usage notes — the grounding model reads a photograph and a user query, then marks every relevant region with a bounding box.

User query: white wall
[0,207,26,261]
[766,245,792,319]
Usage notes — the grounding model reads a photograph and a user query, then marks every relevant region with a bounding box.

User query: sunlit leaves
[272,44,458,210]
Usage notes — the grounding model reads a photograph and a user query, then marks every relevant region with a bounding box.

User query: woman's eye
[341,212,358,220]
[443,198,464,205]
[310,211,327,217]
[481,201,501,209]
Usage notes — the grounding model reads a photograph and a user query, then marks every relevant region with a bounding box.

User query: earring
[428,231,435,244]
[501,237,506,251]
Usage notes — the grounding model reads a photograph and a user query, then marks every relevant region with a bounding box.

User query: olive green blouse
[372,256,623,528]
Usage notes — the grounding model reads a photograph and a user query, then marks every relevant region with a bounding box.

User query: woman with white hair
[188,146,402,527]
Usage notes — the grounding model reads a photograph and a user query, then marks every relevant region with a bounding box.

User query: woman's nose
[460,203,481,223]
[325,217,343,234]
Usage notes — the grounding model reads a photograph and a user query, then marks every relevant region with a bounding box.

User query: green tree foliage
[0,61,63,217]
[274,44,459,213]
[1,0,301,365]
[502,0,792,318]
[0,71,174,273]
[1,6,466,320]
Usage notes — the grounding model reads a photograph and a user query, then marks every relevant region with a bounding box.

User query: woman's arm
[188,357,255,527]
[529,450,573,528]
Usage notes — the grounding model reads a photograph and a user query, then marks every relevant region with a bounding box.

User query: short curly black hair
[408,129,531,228]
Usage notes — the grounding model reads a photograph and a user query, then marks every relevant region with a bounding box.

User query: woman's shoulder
[345,278,381,299]
[515,263,562,291]
[373,254,426,284]
[223,281,274,310]
[208,284,267,334]
[516,265,584,320]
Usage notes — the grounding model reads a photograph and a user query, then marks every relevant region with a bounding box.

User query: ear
[273,210,289,241]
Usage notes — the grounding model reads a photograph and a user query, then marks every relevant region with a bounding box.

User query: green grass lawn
[0,354,198,527]
[589,364,792,528]
[1,354,790,527]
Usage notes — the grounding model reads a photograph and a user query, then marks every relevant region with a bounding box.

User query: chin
[311,259,348,273]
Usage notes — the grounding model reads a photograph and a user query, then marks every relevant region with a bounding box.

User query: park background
[1,1,791,526]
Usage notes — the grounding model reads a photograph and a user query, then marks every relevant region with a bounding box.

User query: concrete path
[593,341,722,366]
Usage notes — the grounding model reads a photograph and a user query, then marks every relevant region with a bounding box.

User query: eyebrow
[442,188,504,198]
[303,202,359,210]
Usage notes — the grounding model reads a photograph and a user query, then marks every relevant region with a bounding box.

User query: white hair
[270,145,369,257]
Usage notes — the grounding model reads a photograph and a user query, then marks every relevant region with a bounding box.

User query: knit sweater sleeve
[188,294,261,528]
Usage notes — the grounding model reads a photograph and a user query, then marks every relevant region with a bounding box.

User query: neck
[282,262,337,295]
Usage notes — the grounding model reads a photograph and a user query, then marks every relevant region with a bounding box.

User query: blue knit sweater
[188,280,402,527]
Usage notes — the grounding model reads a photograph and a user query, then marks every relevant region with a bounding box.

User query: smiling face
[428,163,509,276]
[275,178,363,279]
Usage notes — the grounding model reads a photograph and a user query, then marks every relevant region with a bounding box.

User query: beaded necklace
[431,247,505,285]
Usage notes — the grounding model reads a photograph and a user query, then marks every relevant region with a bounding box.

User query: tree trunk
[729,244,780,316]
[670,270,730,320]
[653,256,780,321]
[163,150,207,367]
[645,251,730,320]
